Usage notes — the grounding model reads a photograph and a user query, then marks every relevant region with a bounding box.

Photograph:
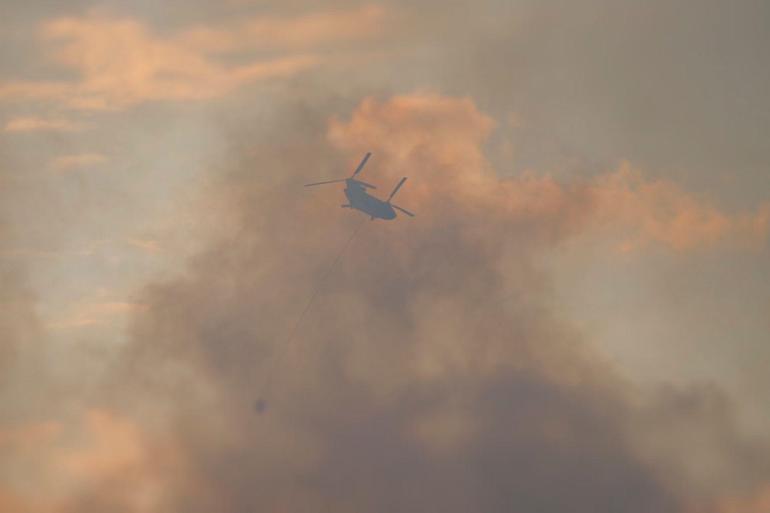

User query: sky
[1,1,769,512]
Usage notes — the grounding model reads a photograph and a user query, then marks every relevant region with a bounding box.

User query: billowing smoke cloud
[1,81,767,511]
[54,93,699,513]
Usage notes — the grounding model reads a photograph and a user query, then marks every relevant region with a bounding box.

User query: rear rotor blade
[392,204,415,217]
[351,152,372,177]
[304,179,347,187]
[387,177,407,202]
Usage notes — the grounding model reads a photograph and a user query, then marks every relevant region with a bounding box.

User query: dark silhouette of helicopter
[304,153,415,220]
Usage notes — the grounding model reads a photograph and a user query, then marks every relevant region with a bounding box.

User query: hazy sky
[1,2,769,512]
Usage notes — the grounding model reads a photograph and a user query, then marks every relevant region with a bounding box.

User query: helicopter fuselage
[344,179,396,220]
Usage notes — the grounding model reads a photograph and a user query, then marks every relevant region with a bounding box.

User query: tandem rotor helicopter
[304,152,415,220]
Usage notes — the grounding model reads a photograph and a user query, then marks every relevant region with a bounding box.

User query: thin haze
[1,2,769,512]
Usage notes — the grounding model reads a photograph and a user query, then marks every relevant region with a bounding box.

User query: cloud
[42,14,320,110]
[585,165,770,252]
[0,81,71,103]
[329,94,769,253]
[49,153,106,171]
[4,116,85,133]
[0,6,387,110]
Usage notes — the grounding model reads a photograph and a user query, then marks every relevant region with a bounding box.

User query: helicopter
[304,152,415,220]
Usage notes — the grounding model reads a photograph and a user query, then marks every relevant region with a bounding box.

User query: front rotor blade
[351,152,372,177]
[387,177,407,202]
[304,179,347,187]
[392,204,415,217]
